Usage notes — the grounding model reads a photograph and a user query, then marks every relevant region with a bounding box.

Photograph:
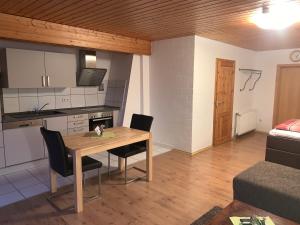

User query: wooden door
[213,59,235,145]
[273,65,300,126]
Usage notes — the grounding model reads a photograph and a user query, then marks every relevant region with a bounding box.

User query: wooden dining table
[49,126,153,213]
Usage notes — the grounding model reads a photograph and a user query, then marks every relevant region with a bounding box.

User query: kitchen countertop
[2,105,120,123]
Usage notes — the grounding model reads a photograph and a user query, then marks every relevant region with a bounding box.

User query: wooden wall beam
[0,13,151,55]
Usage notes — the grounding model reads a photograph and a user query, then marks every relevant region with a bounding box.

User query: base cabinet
[3,126,45,166]
[44,116,68,157]
[0,147,5,168]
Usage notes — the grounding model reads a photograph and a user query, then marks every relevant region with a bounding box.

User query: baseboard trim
[191,146,212,156]
[153,142,174,149]
[172,146,212,156]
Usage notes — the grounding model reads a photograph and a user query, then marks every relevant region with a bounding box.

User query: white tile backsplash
[85,94,98,106]
[38,88,55,96]
[3,88,18,98]
[71,87,84,95]
[38,96,55,110]
[71,95,85,107]
[18,88,37,97]
[84,87,98,95]
[2,82,124,113]
[98,93,105,105]
[19,96,38,111]
[55,95,71,109]
[3,97,19,113]
[98,80,108,93]
[54,88,70,96]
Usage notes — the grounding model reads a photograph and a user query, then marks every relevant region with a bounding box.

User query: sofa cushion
[233,161,300,223]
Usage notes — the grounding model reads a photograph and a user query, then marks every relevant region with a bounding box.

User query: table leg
[146,134,153,181]
[118,157,125,172]
[73,152,83,213]
[50,169,57,193]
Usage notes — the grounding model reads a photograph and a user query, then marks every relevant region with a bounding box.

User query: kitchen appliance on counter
[88,111,113,131]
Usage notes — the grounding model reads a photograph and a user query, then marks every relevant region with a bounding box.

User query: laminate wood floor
[0,132,266,225]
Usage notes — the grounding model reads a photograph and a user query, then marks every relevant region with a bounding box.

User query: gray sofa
[233,161,300,223]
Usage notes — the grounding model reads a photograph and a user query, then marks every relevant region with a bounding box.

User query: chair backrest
[40,127,69,176]
[130,114,153,148]
[130,114,153,131]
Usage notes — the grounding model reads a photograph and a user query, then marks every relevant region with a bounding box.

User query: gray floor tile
[0,191,24,207]
[0,183,17,196]
[19,183,49,198]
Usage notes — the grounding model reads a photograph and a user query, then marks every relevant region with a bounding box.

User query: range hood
[77,50,107,86]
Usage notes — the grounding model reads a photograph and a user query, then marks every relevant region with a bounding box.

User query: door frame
[273,64,300,127]
[213,58,236,146]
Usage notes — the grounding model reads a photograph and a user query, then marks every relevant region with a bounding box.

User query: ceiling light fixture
[251,1,300,30]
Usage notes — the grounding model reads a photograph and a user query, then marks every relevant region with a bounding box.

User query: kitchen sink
[10,110,66,119]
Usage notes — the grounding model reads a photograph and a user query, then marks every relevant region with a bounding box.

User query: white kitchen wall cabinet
[3,126,45,166]
[2,48,45,88]
[45,52,76,87]
[0,48,76,88]
[44,116,68,157]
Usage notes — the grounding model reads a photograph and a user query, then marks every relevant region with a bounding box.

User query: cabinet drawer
[68,120,89,129]
[68,126,89,135]
[68,114,88,122]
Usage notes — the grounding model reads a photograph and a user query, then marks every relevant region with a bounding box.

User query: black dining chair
[107,114,153,184]
[40,127,102,210]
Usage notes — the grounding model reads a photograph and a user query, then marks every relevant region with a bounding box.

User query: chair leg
[108,152,111,177]
[98,167,102,196]
[82,172,86,190]
[125,157,127,184]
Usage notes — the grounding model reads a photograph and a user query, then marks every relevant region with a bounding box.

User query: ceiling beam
[0,13,151,55]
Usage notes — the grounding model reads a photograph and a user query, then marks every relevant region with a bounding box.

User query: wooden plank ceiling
[0,0,300,51]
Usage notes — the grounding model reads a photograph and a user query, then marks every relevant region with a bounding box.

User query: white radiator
[235,110,257,136]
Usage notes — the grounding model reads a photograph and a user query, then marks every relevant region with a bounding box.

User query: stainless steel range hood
[77,50,107,86]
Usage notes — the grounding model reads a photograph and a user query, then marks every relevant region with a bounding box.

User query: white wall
[150,36,194,152]
[105,53,132,109]
[150,35,256,153]
[123,55,150,127]
[253,48,299,132]
[192,36,256,152]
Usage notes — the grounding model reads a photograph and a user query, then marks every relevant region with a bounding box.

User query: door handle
[46,76,50,87]
[41,76,45,87]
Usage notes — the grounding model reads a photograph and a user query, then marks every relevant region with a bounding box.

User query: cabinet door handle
[73,121,84,126]
[46,76,50,87]
[41,76,45,87]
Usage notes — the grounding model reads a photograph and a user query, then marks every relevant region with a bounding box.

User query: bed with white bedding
[269,128,300,140]
[266,119,300,169]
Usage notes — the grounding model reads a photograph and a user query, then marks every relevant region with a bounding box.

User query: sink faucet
[35,103,49,113]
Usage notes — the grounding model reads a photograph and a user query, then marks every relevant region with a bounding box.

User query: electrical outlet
[62,98,69,102]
